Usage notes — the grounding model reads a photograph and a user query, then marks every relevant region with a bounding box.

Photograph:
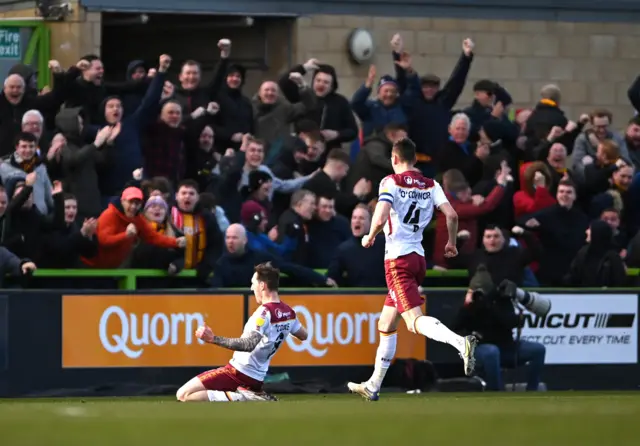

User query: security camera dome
[348,28,374,64]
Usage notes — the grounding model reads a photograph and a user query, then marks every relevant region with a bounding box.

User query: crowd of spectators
[0,32,638,290]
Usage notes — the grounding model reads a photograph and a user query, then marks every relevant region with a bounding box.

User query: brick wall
[2,7,639,127]
[294,15,640,127]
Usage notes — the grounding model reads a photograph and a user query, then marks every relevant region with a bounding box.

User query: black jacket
[211,247,326,288]
[276,209,311,266]
[279,64,358,154]
[395,52,472,158]
[518,204,589,286]
[41,193,98,268]
[57,107,109,220]
[326,234,387,287]
[455,290,520,347]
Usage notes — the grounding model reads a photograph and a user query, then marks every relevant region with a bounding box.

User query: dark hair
[150,176,172,194]
[326,148,350,165]
[590,108,612,122]
[317,195,335,204]
[297,119,320,134]
[177,179,200,193]
[558,178,576,190]
[80,54,101,63]
[181,60,201,71]
[628,115,640,126]
[63,193,77,201]
[14,131,37,146]
[392,138,417,163]
[198,192,217,211]
[254,262,280,292]
[484,224,504,233]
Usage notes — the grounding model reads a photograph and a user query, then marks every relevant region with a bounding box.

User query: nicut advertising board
[519,294,638,364]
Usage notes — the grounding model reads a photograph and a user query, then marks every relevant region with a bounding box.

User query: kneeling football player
[176,262,307,402]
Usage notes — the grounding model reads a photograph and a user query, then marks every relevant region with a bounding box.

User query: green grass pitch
[0,393,638,445]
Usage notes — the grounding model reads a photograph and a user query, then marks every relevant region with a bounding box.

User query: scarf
[14,154,37,173]
[539,99,557,107]
[148,221,167,234]
[171,207,206,269]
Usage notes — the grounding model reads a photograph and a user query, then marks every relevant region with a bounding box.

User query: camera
[497,279,552,317]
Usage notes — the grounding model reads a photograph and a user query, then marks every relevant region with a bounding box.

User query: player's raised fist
[361,234,375,248]
[195,325,214,343]
[159,54,171,72]
[444,241,458,258]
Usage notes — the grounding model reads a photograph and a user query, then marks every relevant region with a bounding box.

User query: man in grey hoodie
[0,131,53,216]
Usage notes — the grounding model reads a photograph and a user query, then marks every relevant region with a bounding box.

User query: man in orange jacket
[82,187,185,268]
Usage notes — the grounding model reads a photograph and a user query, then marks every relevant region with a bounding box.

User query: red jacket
[434,185,505,267]
[513,162,556,219]
[82,203,178,268]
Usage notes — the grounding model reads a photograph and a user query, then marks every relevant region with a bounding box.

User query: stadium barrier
[15,268,640,290]
[0,289,638,397]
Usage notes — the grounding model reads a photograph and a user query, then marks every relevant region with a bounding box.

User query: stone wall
[294,15,640,126]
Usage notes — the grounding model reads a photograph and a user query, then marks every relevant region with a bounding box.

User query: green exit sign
[0,28,21,59]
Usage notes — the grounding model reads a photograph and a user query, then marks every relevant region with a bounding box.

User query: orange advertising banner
[62,294,243,368]
[249,294,426,366]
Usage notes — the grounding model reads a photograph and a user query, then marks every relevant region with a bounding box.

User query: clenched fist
[159,54,172,72]
[289,72,304,86]
[126,223,137,237]
[303,58,319,72]
[21,262,37,274]
[207,102,220,115]
[462,38,475,56]
[76,59,90,71]
[48,60,62,73]
[195,325,214,343]
[218,39,231,58]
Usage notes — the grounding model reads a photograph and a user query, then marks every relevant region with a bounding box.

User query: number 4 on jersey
[268,332,285,358]
[402,201,420,232]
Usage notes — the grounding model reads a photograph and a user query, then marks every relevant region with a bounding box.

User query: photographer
[455,266,547,391]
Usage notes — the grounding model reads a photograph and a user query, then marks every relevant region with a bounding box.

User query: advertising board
[62,294,244,368]
[519,294,638,364]
[249,294,426,366]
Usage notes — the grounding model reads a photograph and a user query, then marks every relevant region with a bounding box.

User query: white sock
[207,390,247,402]
[367,331,397,391]
[414,316,465,354]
